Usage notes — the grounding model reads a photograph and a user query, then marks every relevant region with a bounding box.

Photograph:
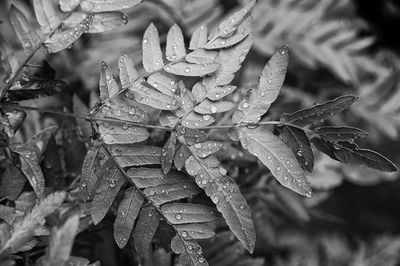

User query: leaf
[204,16,252,50]
[185,156,255,253]
[233,46,289,124]
[174,81,195,114]
[209,0,255,40]
[126,82,179,110]
[189,25,208,50]
[0,37,19,77]
[174,144,191,170]
[133,205,160,257]
[33,0,61,34]
[118,53,139,89]
[101,97,148,123]
[164,62,220,77]
[6,79,68,101]
[91,164,125,225]
[178,240,208,266]
[144,181,201,205]
[142,23,164,73]
[113,187,144,248]
[147,72,178,97]
[127,168,188,188]
[108,145,161,167]
[312,126,368,143]
[80,146,102,200]
[1,108,26,137]
[39,207,80,266]
[9,5,40,54]
[161,134,177,174]
[99,123,149,144]
[238,127,312,197]
[159,110,180,127]
[176,126,208,145]
[0,191,66,253]
[186,49,218,64]
[281,95,358,126]
[161,203,220,224]
[12,148,45,197]
[59,0,81,12]
[176,224,215,240]
[189,141,222,158]
[181,112,215,129]
[0,164,26,200]
[72,95,91,141]
[280,125,314,172]
[99,61,120,101]
[311,137,338,161]
[333,142,397,172]
[44,15,93,53]
[80,0,142,12]
[166,24,186,62]
[87,12,128,33]
[205,85,237,101]
[194,99,234,114]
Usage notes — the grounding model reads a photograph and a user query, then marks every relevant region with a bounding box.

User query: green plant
[0,1,398,266]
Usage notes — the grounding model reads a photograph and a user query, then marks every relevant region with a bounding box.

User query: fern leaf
[186,49,218,64]
[91,163,125,224]
[238,127,312,197]
[161,203,220,224]
[161,134,177,174]
[142,23,164,73]
[113,187,144,248]
[189,25,208,50]
[194,99,234,114]
[176,224,215,240]
[182,112,215,129]
[80,146,102,200]
[33,0,61,34]
[126,168,187,188]
[133,205,160,256]
[100,61,120,101]
[281,95,358,126]
[144,181,201,205]
[166,24,186,62]
[108,145,161,167]
[233,46,289,124]
[59,0,81,12]
[204,16,252,50]
[185,156,255,253]
[280,125,314,172]
[164,62,220,77]
[118,53,139,89]
[147,72,178,97]
[99,123,149,144]
[87,12,128,33]
[80,0,143,12]
[44,15,93,53]
[10,5,40,55]
[0,191,66,253]
[126,82,179,110]
[38,207,80,266]
[312,126,368,143]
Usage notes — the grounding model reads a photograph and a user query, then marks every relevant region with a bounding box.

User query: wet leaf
[142,23,164,73]
[164,62,220,77]
[126,168,188,188]
[182,112,215,129]
[280,125,314,172]
[176,223,215,240]
[147,72,178,97]
[10,5,40,54]
[118,53,139,89]
[80,0,142,12]
[87,12,128,33]
[179,240,208,266]
[194,99,234,114]
[186,49,218,64]
[113,187,144,248]
[189,141,222,158]
[174,144,191,170]
[108,145,161,167]
[161,203,220,224]
[33,0,61,34]
[60,0,81,11]
[233,46,289,124]
[189,25,208,50]
[144,181,201,205]
[80,146,102,200]
[166,24,186,62]
[281,95,358,126]
[91,165,125,225]
[161,133,177,174]
[100,61,120,101]
[99,123,149,144]
[312,126,368,143]
[185,156,255,253]
[133,205,160,257]
[238,127,312,197]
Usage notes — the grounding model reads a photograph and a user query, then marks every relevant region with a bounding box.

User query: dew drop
[143,38,148,44]
[210,106,218,113]
[181,231,188,238]
[203,114,211,121]
[175,214,182,220]
[184,66,190,73]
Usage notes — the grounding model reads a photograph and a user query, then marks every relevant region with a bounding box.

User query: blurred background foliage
[1,0,400,265]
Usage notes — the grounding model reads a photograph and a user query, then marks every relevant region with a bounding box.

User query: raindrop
[203,114,211,121]
[175,214,182,220]
[184,66,190,73]
[143,38,148,44]
[210,106,218,113]
[242,102,249,108]
[181,231,188,238]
